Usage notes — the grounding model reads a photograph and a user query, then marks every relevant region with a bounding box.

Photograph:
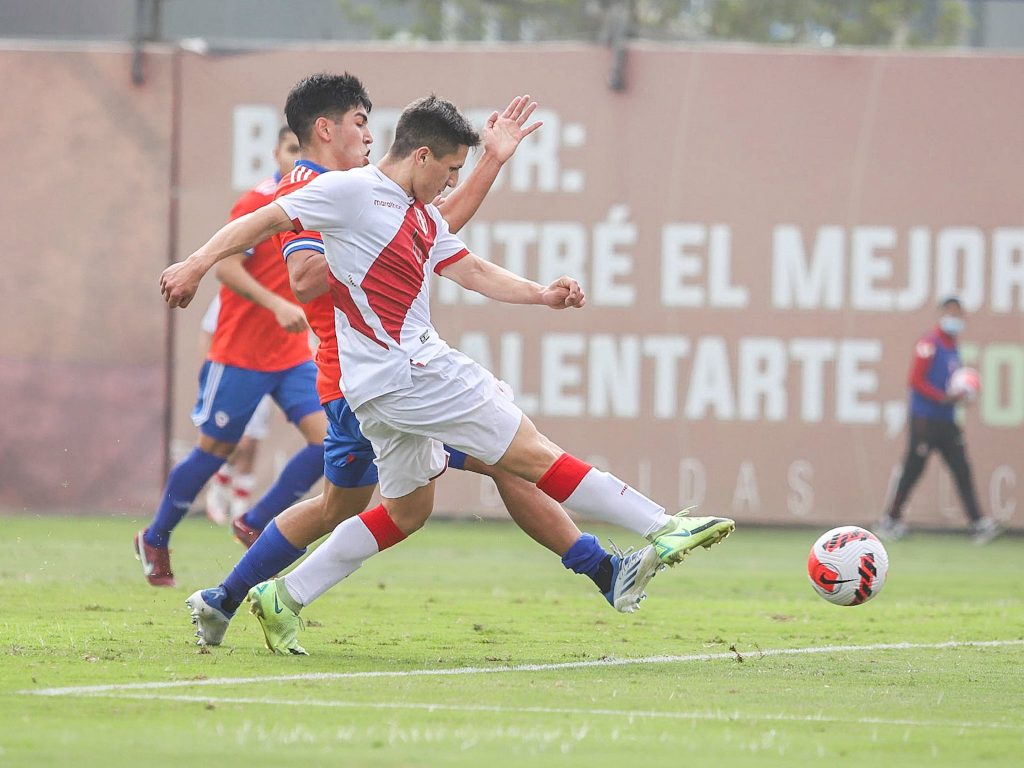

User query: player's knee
[320,482,375,532]
[386,504,430,535]
[197,435,236,458]
[498,434,563,483]
[297,411,328,443]
[318,501,356,531]
[461,454,496,478]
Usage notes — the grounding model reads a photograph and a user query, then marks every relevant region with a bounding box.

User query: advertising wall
[3,43,1021,529]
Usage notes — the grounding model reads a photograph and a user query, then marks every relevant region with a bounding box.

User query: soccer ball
[807,526,889,606]
[947,366,981,402]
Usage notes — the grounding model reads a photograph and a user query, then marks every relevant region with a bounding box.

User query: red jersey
[207,176,312,371]
[273,161,342,405]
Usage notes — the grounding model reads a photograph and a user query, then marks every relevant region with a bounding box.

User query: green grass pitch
[1,514,1021,767]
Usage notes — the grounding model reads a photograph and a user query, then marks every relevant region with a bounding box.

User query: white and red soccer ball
[807,526,889,606]
[947,366,981,402]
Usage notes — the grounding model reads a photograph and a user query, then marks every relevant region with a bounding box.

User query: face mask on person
[939,315,964,336]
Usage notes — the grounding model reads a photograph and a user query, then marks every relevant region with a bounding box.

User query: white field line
[71,692,1024,731]
[20,638,1024,698]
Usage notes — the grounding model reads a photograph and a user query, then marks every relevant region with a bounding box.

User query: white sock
[566,469,672,537]
[232,473,256,494]
[539,454,673,537]
[284,516,379,606]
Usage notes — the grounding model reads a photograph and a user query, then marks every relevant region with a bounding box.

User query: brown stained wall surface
[3,44,1021,530]
[0,47,172,512]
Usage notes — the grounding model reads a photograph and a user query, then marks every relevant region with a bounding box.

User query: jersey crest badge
[414,206,428,235]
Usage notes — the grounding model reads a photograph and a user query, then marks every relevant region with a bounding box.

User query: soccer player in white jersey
[184,77,670,654]
[162,95,735,653]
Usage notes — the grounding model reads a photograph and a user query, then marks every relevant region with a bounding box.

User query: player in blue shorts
[198,294,275,525]
[133,127,325,586]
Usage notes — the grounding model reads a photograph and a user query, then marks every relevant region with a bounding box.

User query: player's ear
[415,147,430,165]
[314,116,331,141]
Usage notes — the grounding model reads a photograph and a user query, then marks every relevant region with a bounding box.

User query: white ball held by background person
[947,366,981,403]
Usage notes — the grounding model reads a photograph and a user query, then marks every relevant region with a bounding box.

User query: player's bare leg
[275,483,376,548]
[496,416,735,565]
[463,455,578,555]
[463,455,663,612]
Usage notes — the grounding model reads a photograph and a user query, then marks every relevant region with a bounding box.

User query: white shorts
[200,294,221,335]
[355,348,523,499]
[241,394,273,440]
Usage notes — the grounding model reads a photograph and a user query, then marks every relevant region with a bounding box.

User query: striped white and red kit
[275,165,523,497]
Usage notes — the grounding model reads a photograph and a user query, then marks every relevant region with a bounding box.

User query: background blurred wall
[0,46,173,513]
[1,42,1021,530]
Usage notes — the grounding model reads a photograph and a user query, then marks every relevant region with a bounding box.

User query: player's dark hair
[277,125,295,142]
[939,295,962,310]
[387,95,480,160]
[284,73,372,145]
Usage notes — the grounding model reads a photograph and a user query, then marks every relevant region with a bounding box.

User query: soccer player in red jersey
[135,127,327,586]
[199,293,273,524]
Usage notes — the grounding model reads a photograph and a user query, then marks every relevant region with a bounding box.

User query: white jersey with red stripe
[274,164,469,410]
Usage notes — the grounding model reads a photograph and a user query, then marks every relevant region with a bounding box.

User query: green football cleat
[647,507,735,565]
[246,579,308,656]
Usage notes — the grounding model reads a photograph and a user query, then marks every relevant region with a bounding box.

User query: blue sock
[220,519,306,611]
[242,443,324,530]
[145,447,225,548]
[561,533,613,593]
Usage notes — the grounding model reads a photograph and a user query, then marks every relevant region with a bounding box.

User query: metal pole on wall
[132,0,162,85]
[969,0,986,48]
[604,0,632,91]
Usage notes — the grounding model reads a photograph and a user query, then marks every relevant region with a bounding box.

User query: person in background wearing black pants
[878,296,1003,545]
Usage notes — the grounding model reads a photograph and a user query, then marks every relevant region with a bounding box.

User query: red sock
[359,504,406,551]
[537,453,592,502]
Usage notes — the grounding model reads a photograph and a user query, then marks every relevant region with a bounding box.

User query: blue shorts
[322,397,470,487]
[323,398,378,488]
[191,360,321,444]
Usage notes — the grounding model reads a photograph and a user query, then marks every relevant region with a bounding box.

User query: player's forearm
[435,152,503,234]
[216,258,287,313]
[910,380,947,403]
[190,205,292,275]
[451,257,544,305]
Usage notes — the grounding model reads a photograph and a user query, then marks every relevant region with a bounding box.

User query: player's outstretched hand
[160,259,206,308]
[482,94,543,164]
[274,300,311,334]
[541,276,586,310]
